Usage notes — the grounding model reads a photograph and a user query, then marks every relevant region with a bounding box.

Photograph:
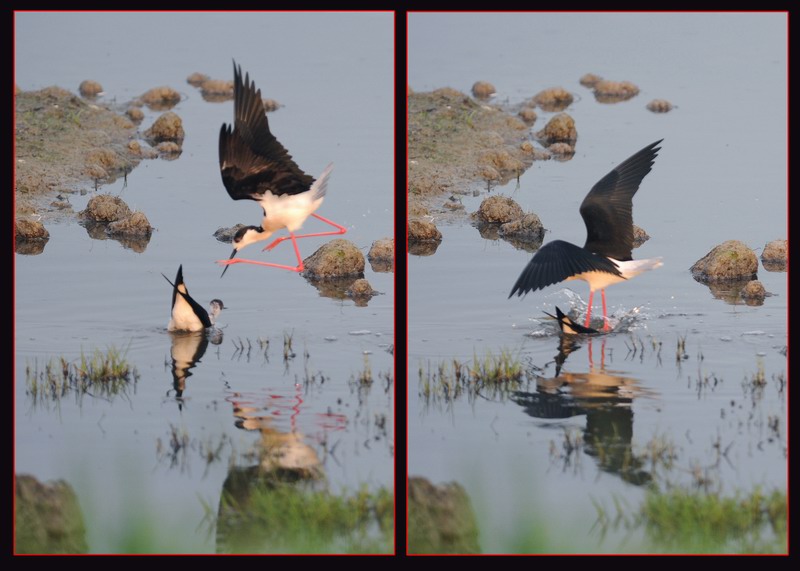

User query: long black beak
[220,249,237,278]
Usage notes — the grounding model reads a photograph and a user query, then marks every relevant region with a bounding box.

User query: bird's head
[232,225,269,251]
[208,299,226,323]
[221,225,271,277]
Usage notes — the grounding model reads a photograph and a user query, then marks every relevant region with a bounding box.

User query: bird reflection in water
[512,328,655,486]
[167,329,223,410]
[224,384,349,482]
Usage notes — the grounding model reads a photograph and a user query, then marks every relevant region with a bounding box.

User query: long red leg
[217,232,305,272]
[601,289,610,331]
[261,213,347,252]
[584,290,594,328]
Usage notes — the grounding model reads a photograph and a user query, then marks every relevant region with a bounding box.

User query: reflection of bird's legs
[291,383,302,434]
[600,338,607,369]
[261,214,347,252]
[585,291,595,328]
[217,234,304,272]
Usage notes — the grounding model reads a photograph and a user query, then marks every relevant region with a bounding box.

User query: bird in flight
[163,265,225,332]
[216,60,346,276]
[509,140,663,331]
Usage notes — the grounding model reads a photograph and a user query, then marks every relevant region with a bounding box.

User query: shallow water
[408,12,787,553]
[15,12,394,553]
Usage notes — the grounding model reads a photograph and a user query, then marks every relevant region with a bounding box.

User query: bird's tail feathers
[619,257,663,279]
[310,163,333,201]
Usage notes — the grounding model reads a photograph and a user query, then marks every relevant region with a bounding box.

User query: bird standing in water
[216,61,346,276]
[163,265,225,332]
[509,140,663,331]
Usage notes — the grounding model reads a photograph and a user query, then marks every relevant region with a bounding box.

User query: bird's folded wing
[508,240,622,298]
[162,273,213,329]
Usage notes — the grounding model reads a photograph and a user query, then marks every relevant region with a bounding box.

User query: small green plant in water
[26,345,138,407]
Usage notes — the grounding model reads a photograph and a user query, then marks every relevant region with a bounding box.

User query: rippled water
[408,12,787,553]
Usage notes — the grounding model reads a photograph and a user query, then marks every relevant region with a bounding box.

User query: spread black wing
[579,139,662,261]
[508,240,622,298]
[219,60,314,201]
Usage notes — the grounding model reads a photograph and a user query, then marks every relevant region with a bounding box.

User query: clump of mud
[761,239,787,272]
[632,225,650,248]
[126,140,158,159]
[532,87,573,112]
[547,142,575,158]
[408,219,442,243]
[107,211,153,237]
[519,141,551,161]
[518,107,538,124]
[346,278,377,306]
[471,81,496,99]
[199,79,234,100]
[368,238,394,273]
[536,113,577,146]
[579,73,603,88]
[156,141,182,158]
[186,72,210,87]
[646,99,673,113]
[80,194,131,222]
[408,88,535,218]
[499,212,544,241]
[15,86,142,220]
[78,80,103,97]
[690,240,758,282]
[140,86,181,110]
[301,239,365,279]
[125,107,145,123]
[262,98,281,112]
[740,280,767,304]
[144,112,185,145]
[474,195,524,224]
[591,80,640,103]
[15,219,50,242]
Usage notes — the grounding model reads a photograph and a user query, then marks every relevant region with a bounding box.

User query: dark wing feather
[508,240,622,298]
[162,265,212,329]
[579,139,662,261]
[219,61,314,201]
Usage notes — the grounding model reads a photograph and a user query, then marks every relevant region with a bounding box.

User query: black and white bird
[216,61,346,276]
[163,265,225,332]
[544,306,599,335]
[509,140,664,331]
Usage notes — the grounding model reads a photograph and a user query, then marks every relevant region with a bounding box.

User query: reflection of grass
[26,346,139,407]
[214,482,393,554]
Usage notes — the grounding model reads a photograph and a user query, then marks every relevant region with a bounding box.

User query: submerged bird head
[208,299,226,324]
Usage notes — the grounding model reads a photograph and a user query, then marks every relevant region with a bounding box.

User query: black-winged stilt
[216,61,346,276]
[544,306,599,335]
[509,140,663,331]
[163,265,226,332]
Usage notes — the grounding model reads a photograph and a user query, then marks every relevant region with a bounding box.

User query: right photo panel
[407,11,788,555]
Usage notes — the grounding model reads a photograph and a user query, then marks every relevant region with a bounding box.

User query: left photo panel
[14,11,395,554]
